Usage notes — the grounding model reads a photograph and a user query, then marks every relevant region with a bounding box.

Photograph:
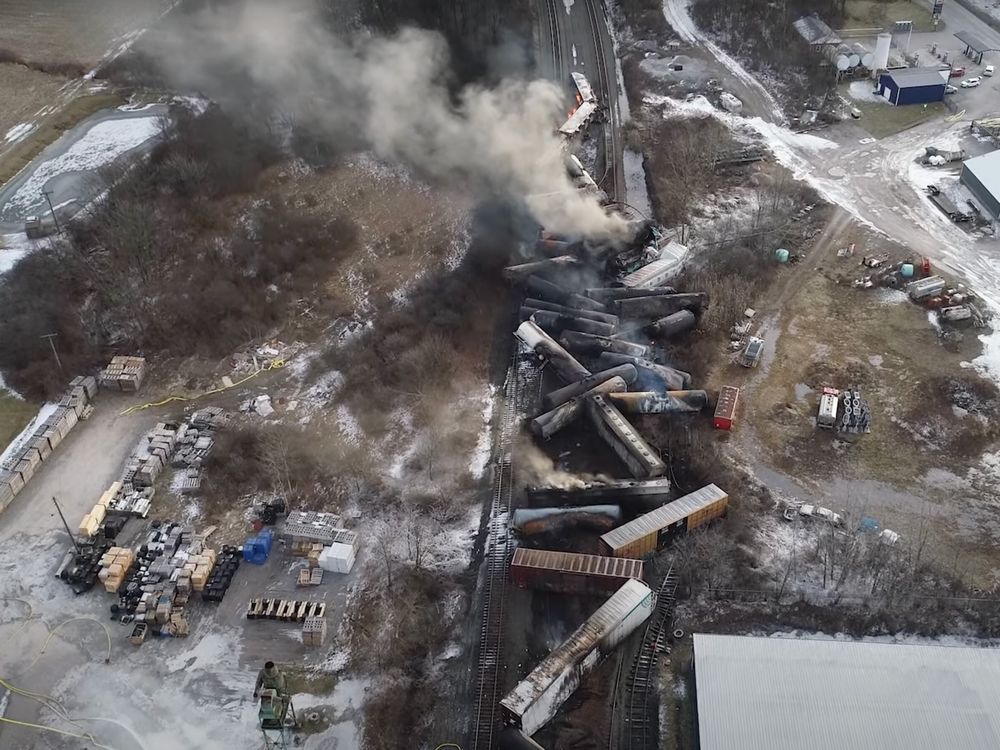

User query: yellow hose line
[0,715,94,740]
[120,358,286,416]
[946,109,966,123]
[28,618,112,669]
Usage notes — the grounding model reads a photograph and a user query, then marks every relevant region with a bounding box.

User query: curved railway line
[582,0,623,203]
[621,567,680,749]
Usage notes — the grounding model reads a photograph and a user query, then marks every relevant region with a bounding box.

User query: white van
[986,65,995,76]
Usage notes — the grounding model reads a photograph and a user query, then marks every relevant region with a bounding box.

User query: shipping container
[500,579,653,737]
[586,395,666,479]
[510,547,644,595]
[600,484,729,558]
[713,387,740,430]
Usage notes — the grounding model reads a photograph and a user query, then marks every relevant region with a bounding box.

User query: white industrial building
[694,634,1000,750]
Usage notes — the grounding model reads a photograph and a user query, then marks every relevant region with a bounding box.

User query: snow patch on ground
[427,505,482,572]
[469,385,496,478]
[2,116,162,218]
[0,402,57,468]
[623,149,652,218]
[4,123,35,144]
[0,233,39,275]
[335,404,363,444]
[847,81,885,104]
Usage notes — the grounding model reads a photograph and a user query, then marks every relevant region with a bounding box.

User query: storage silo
[853,42,874,69]
[873,33,892,71]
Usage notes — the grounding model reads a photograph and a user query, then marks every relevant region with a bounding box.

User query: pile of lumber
[98,546,135,593]
[100,356,147,391]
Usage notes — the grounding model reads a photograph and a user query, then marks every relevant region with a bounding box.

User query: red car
[950,66,966,78]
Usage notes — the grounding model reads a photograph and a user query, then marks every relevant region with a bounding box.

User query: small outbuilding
[961,149,1000,217]
[876,67,947,105]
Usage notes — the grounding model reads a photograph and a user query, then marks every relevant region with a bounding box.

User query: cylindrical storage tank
[874,33,891,71]
[648,310,696,339]
[900,263,915,278]
[848,51,861,68]
[776,248,790,263]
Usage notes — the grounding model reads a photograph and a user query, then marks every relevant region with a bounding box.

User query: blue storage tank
[243,528,274,564]
[775,248,790,263]
[900,263,915,278]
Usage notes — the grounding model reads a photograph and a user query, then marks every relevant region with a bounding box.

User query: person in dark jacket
[253,661,287,699]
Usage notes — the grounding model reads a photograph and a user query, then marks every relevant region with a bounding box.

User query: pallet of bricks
[116,523,216,640]
[0,376,97,514]
[296,543,325,587]
[98,546,135,593]
[100,356,147,391]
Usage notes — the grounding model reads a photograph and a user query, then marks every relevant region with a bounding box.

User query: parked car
[945,84,958,94]
[961,77,982,88]
[950,66,966,78]
[986,65,995,76]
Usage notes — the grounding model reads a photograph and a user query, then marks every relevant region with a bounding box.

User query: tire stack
[202,546,241,603]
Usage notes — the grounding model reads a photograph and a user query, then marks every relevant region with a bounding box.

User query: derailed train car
[510,547,644,595]
[500,579,654,737]
[600,483,729,557]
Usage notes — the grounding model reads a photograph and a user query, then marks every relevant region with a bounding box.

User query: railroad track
[622,567,679,750]
[583,0,622,203]
[544,0,563,78]
[471,347,540,750]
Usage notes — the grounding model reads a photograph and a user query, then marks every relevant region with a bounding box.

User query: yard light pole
[42,188,61,233]
[40,332,64,377]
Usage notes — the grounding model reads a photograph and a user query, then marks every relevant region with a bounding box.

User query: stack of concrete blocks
[78,484,118,539]
[172,410,229,469]
[0,376,98,516]
[185,545,217,593]
[282,511,343,545]
[302,615,328,647]
[98,546,135,593]
[318,532,357,574]
[126,423,179,489]
[99,356,147,391]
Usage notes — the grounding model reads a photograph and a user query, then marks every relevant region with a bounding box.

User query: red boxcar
[509,547,644,595]
[714,386,740,430]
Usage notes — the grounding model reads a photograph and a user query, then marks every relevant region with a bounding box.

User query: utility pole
[42,188,61,233]
[53,496,80,553]
[40,332,64,377]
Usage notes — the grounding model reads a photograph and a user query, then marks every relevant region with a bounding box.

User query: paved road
[0,103,168,232]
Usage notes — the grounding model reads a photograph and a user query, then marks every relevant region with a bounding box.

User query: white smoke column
[150,1,624,237]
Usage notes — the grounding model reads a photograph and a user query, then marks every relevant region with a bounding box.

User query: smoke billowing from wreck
[149,1,623,237]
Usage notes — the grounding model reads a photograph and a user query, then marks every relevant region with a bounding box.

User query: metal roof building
[792,14,841,46]
[876,68,947,105]
[694,634,1000,750]
[961,149,1000,218]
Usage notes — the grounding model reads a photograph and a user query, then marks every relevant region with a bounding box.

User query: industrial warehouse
[694,635,1000,750]
[3,0,1000,749]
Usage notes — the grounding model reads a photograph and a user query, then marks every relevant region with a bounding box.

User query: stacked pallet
[202,546,241,603]
[297,567,324,587]
[100,356,147,391]
[246,599,326,622]
[98,546,135,593]
[77,483,121,539]
[302,615,327,647]
[186,547,217,592]
[0,376,97,515]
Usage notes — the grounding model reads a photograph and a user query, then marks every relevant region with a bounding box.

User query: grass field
[843,0,939,33]
[0,0,172,69]
[851,98,944,138]
[0,390,37,457]
[0,64,68,146]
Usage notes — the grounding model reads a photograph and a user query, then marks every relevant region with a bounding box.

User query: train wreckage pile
[491,219,732,744]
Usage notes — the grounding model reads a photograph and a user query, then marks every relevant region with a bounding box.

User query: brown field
[0,0,173,69]
[0,64,67,145]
